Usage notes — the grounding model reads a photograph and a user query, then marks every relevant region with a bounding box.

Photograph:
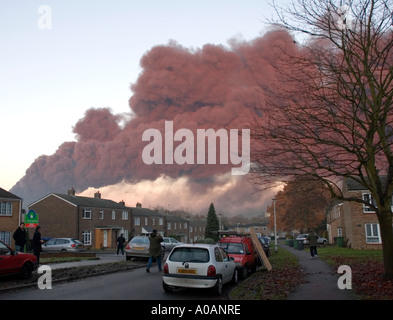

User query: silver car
[161,237,184,251]
[42,238,85,252]
[125,236,165,261]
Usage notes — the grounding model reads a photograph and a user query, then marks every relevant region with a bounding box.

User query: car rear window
[130,237,149,244]
[169,247,210,263]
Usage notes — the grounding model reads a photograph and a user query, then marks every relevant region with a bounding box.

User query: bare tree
[251,0,393,278]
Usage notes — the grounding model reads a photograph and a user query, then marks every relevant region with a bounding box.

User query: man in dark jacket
[146,230,164,273]
[307,230,319,258]
[117,233,126,255]
[32,225,43,264]
[13,222,27,252]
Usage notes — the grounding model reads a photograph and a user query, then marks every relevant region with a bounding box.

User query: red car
[0,240,38,279]
[218,235,259,279]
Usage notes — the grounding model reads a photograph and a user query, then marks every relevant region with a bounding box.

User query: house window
[0,202,12,216]
[83,209,91,219]
[362,193,377,212]
[159,218,163,226]
[112,210,116,220]
[0,231,11,246]
[99,210,104,219]
[152,218,155,225]
[82,231,91,245]
[134,217,140,226]
[167,222,172,230]
[122,211,128,220]
[365,223,381,244]
[145,217,148,225]
[337,227,342,237]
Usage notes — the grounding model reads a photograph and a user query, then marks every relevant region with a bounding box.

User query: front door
[103,230,108,247]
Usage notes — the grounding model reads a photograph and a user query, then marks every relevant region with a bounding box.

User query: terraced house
[327,178,393,250]
[0,188,23,246]
[29,189,132,249]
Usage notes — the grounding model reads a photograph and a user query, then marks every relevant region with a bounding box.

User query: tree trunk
[379,209,393,279]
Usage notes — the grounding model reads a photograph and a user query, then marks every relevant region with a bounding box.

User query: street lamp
[273,197,277,253]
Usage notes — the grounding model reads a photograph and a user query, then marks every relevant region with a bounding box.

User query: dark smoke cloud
[11,30,296,214]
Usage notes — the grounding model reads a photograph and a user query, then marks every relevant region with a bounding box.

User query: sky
[1,0,289,214]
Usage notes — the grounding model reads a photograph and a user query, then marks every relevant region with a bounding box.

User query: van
[217,235,258,278]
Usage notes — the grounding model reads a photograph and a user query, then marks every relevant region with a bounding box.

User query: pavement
[282,244,356,300]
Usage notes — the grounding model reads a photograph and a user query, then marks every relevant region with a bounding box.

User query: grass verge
[229,247,305,300]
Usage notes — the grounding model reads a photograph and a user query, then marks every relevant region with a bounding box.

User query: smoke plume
[11,30,295,215]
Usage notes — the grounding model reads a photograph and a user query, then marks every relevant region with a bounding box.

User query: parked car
[258,237,271,257]
[217,235,258,279]
[161,237,184,251]
[125,236,165,261]
[42,238,85,252]
[162,244,237,296]
[0,240,37,279]
[296,234,328,245]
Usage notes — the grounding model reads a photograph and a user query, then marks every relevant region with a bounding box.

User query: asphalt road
[0,261,233,300]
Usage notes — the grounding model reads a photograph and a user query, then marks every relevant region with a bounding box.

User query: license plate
[133,247,145,250]
[177,268,197,274]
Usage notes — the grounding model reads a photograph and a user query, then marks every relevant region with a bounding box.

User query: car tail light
[126,244,130,249]
[71,244,76,248]
[163,263,169,274]
[207,265,216,277]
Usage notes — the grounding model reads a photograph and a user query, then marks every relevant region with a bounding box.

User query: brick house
[28,189,132,249]
[0,188,23,246]
[189,218,206,243]
[327,178,391,250]
[130,203,166,237]
[165,214,189,243]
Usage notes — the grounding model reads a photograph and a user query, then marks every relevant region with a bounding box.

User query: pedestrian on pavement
[32,225,44,264]
[146,229,163,273]
[117,233,126,255]
[13,222,27,253]
[307,230,319,258]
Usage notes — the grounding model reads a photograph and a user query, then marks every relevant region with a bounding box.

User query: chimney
[94,191,101,199]
[119,200,125,206]
[136,202,142,208]
[68,188,75,196]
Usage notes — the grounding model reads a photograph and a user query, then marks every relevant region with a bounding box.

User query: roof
[30,193,128,210]
[131,207,165,217]
[346,176,388,191]
[0,187,22,200]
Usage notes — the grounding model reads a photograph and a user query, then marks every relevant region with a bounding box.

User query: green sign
[25,209,38,228]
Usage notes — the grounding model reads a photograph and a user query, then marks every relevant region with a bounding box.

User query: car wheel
[20,262,33,279]
[213,277,223,296]
[163,281,173,293]
[231,269,238,284]
[241,267,248,279]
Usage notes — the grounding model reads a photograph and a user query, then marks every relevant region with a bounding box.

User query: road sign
[25,209,38,228]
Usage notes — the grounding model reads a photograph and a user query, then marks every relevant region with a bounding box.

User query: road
[0,258,235,300]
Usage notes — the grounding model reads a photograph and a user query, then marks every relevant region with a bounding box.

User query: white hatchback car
[162,244,238,295]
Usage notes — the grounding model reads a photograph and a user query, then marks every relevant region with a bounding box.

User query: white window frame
[112,210,116,220]
[122,211,128,220]
[83,209,91,219]
[99,210,104,219]
[365,223,381,244]
[159,218,163,226]
[134,217,140,226]
[82,231,91,245]
[0,202,12,216]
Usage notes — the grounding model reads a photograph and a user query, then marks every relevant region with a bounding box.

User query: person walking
[117,233,126,255]
[32,225,43,264]
[13,222,27,253]
[146,229,163,273]
[307,230,319,258]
